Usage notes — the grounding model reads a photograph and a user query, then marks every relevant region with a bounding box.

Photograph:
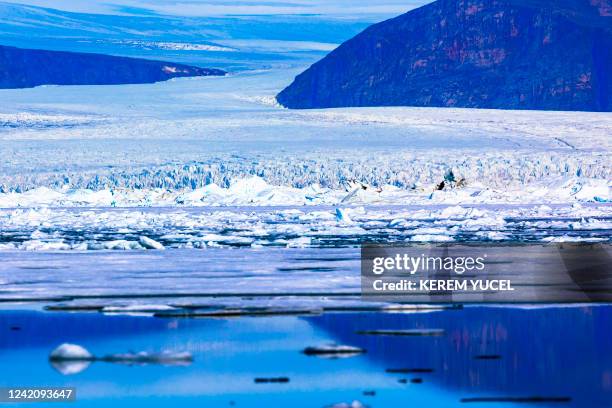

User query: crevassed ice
[0,175,609,208]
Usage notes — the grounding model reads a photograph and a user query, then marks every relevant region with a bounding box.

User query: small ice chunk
[103,240,143,250]
[286,237,311,248]
[139,236,165,250]
[102,304,176,313]
[389,218,407,227]
[410,234,454,242]
[19,240,72,251]
[49,343,94,361]
[438,206,467,218]
[49,343,192,370]
[335,208,353,223]
[303,344,365,357]
[475,231,509,241]
[49,343,94,375]
[541,235,606,243]
[101,350,193,365]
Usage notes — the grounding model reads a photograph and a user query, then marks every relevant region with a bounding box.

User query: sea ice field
[0,61,610,309]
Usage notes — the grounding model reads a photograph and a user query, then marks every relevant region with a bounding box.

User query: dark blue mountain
[0,45,225,89]
[277,0,612,112]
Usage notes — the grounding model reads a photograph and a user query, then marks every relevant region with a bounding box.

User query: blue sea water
[0,306,610,407]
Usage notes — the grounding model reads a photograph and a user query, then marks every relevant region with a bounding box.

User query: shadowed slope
[277,0,612,111]
[0,45,225,89]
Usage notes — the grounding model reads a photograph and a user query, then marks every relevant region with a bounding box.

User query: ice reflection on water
[0,306,610,407]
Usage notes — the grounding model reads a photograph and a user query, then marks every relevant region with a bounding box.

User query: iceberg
[139,236,165,250]
[335,208,353,224]
[49,343,94,361]
[49,343,193,375]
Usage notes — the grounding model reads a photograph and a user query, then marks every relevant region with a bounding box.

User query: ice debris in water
[0,203,609,251]
[49,344,94,376]
[303,344,365,357]
[49,343,193,375]
[102,304,176,313]
[335,208,353,223]
[99,351,193,365]
[49,343,94,361]
[139,236,165,250]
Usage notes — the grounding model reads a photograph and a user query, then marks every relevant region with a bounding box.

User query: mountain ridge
[277,0,612,112]
[0,44,226,89]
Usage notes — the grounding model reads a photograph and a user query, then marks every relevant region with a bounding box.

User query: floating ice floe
[49,344,95,375]
[93,240,144,250]
[99,351,193,365]
[49,343,193,375]
[541,235,608,243]
[139,236,165,250]
[50,343,94,361]
[102,304,176,314]
[303,344,366,358]
[0,203,609,251]
[335,208,353,223]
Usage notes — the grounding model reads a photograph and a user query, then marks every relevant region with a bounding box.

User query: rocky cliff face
[277,0,612,111]
[0,45,225,89]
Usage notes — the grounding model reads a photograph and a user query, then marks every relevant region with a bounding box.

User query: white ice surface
[0,70,609,205]
[0,204,609,251]
[0,175,609,208]
[49,343,94,360]
[0,66,609,258]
